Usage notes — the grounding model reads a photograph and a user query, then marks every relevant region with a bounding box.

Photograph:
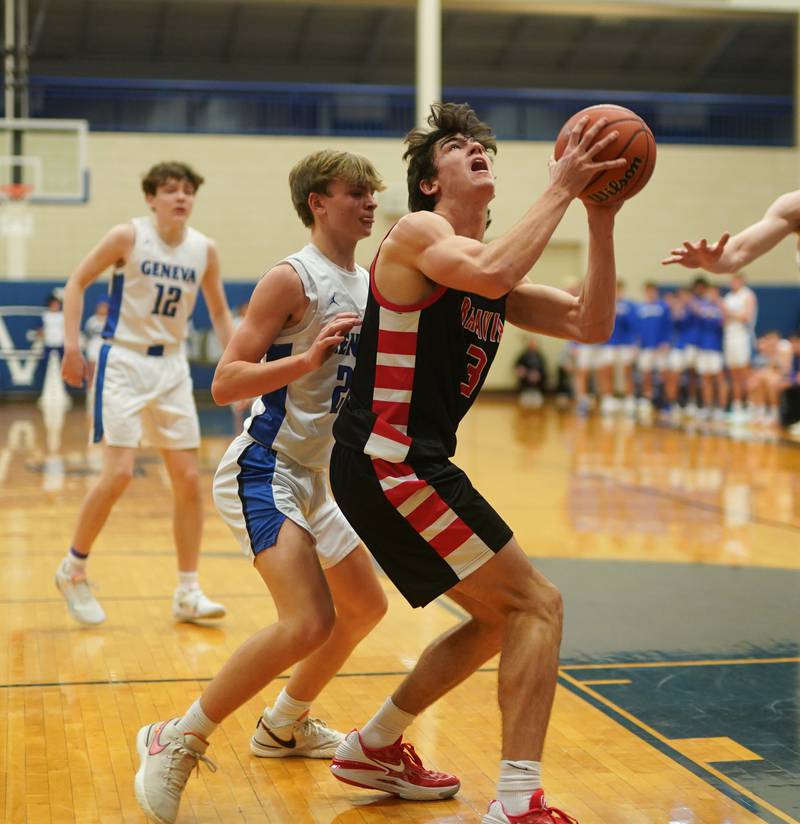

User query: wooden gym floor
[0,397,798,824]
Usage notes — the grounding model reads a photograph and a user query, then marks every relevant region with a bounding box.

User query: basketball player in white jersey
[722,273,757,422]
[132,150,389,824]
[57,162,234,626]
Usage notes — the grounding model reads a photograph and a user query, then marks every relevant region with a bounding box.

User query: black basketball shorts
[330,443,513,607]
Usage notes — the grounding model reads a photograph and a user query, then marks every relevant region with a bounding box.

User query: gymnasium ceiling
[23,0,796,95]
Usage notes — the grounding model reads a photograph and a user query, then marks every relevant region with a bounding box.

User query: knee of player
[104,464,135,492]
[290,608,336,652]
[171,466,201,495]
[338,587,388,634]
[507,576,563,628]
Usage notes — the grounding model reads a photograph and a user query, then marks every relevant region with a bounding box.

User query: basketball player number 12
[151,284,182,318]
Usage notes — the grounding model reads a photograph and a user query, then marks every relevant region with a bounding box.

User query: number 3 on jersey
[460,343,488,398]
[152,283,182,317]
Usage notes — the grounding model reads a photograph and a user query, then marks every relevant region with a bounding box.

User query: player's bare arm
[61,222,135,387]
[381,117,627,303]
[200,241,234,351]
[662,189,800,272]
[211,263,359,405]
[506,204,620,342]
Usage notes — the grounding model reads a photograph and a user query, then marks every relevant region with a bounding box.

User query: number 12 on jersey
[152,284,182,317]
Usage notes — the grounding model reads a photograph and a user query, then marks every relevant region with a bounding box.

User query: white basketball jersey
[723,286,756,336]
[244,243,368,471]
[103,216,209,348]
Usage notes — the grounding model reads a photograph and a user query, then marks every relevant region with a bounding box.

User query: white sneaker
[54,558,105,625]
[172,587,226,622]
[250,708,344,758]
[134,719,216,824]
[600,396,619,416]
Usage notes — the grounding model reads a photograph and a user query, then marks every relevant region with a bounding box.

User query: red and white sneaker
[483,790,579,823]
[330,730,460,800]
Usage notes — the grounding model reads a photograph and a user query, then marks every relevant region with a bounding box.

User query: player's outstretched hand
[62,347,92,388]
[305,312,361,371]
[549,116,628,198]
[661,233,730,269]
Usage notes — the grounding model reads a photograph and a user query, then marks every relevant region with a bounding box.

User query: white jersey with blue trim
[244,243,367,472]
[102,216,209,348]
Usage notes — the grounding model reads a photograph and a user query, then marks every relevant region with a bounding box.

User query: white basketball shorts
[666,348,687,372]
[213,432,360,568]
[637,348,668,372]
[575,343,600,370]
[598,344,637,368]
[696,350,723,375]
[724,329,752,369]
[91,343,200,449]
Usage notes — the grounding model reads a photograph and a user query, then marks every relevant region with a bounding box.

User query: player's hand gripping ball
[554,104,656,206]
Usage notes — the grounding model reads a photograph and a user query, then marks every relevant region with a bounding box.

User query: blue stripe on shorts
[235,440,286,555]
[93,343,112,444]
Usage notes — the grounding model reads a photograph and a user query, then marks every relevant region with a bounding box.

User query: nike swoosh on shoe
[147,721,170,756]
[260,719,297,749]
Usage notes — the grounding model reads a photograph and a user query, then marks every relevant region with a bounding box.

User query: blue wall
[28,76,794,146]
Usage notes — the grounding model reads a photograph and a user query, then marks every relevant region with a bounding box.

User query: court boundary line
[558,667,799,824]
[0,666,500,690]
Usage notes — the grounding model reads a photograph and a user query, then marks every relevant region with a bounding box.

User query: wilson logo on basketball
[586,156,643,204]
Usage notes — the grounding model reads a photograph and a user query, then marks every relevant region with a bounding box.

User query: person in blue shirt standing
[694,284,728,421]
[596,279,638,416]
[635,281,671,421]
[663,288,692,423]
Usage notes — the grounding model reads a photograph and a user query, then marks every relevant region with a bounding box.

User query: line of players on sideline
[515,273,800,432]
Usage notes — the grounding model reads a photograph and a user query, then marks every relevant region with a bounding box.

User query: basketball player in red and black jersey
[328,102,625,824]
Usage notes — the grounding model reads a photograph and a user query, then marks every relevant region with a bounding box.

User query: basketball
[554,104,656,206]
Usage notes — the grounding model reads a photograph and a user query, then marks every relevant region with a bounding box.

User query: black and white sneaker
[250,707,345,758]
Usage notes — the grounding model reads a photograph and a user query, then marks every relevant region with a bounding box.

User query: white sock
[496,760,542,815]
[66,547,88,576]
[177,570,199,591]
[360,698,416,750]
[175,698,218,741]
[268,688,312,728]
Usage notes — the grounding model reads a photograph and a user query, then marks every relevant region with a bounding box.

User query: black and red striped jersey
[333,235,507,463]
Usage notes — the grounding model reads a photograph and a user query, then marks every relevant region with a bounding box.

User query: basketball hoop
[0,182,35,279]
[0,182,33,201]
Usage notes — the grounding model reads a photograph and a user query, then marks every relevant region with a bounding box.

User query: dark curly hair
[403,102,496,213]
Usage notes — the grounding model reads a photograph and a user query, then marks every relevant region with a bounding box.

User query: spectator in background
[663,288,692,424]
[694,284,728,422]
[635,281,671,422]
[722,272,757,425]
[83,298,109,368]
[784,331,800,435]
[750,330,793,427]
[515,336,548,409]
[39,294,65,365]
[596,279,637,417]
[682,276,708,417]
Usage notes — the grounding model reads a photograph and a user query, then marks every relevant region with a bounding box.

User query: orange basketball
[554,104,656,206]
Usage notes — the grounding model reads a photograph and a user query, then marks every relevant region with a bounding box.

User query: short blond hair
[289,150,385,227]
